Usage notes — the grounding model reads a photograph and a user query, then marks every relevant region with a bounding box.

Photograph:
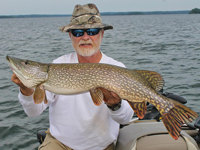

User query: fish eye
[21,61,29,65]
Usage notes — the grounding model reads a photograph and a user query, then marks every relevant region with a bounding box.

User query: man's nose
[81,32,90,40]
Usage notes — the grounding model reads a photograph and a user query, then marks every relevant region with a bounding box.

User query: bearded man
[11,3,133,150]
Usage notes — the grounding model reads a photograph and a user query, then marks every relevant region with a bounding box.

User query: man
[11,3,133,150]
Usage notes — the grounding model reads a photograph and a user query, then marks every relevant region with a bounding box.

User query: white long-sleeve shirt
[18,52,133,150]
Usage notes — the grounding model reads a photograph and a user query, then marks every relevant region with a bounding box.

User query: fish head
[6,55,49,88]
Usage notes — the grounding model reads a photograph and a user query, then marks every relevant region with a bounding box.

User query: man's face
[69,29,104,57]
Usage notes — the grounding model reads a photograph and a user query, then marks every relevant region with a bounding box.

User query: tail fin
[162,101,198,140]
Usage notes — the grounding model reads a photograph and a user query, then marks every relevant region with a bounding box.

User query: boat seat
[115,121,199,150]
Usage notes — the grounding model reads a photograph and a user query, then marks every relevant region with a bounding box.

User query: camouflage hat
[59,3,113,33]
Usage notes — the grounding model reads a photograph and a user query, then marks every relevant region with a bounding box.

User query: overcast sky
[1,0,200,15]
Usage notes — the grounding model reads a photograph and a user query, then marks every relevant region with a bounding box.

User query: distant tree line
[1,9,199,19]
[189,8,200,14]
[101,11,189,15]
[0,14,68,19]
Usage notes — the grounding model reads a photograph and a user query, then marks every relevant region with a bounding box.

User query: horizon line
[0,10,192,16]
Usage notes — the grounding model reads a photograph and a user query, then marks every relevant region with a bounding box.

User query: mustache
[79,40,93,46]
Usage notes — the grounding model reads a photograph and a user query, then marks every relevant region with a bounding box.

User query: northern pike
[6,55,198,140]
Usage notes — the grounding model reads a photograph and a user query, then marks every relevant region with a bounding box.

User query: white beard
[74,39,101,57]
[71,30,103,57]
[75,46,99,57]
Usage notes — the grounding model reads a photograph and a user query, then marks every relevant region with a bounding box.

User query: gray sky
[1,0,200,15]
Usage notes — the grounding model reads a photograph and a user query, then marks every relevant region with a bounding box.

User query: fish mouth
[6,55,11,62]
[6,55,24,72]
[6,55,31,86]
[6,55,21,63]
[6,55,14,71]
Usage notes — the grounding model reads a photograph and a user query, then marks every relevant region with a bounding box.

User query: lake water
[1,14,200,149]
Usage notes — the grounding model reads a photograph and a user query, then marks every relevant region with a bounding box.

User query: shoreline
[0,10,192,19]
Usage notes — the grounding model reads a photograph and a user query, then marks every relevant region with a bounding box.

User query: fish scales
[46,63,160,105]
[45,63,142,97]
[6,55,198,140]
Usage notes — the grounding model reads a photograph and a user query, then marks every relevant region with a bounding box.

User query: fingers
[11,73,34,96]
[11,73,25,87]
[98,87,121,107]
[99,88,112,100]
[110,91,121,100]
[11,73,21,85]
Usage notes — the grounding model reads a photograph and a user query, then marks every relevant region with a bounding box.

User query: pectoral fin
[128,101,147,119]
[89,88,103,106]
[33,84,46,104]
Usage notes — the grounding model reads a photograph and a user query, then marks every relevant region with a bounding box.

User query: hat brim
[59,23,113,33]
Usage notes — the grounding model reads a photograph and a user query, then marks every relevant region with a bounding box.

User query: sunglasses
[70,28,101,37]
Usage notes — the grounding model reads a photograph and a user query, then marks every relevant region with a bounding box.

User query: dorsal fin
[135,70,164,91]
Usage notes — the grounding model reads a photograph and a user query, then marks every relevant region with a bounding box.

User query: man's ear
[69,32,72,38]
[101,29,104,37]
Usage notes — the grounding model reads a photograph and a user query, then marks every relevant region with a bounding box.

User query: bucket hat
[59,3,113,33]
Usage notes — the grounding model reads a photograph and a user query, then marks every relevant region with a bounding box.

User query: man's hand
[11,73,34,96]
[98,87,121,107]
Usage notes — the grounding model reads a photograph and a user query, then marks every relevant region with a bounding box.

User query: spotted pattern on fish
[6,55,198,140]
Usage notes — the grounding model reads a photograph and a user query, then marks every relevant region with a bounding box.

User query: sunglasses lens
[86,28,100,36]
[71,29,85,37]
[71,28,100,37]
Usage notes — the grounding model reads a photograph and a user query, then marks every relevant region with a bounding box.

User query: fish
[6,55,198,140]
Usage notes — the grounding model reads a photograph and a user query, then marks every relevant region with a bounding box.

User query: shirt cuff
[108,100,126,114]
[18,89,34,102]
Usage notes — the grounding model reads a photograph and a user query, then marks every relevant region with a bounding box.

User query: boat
[37,91,200,150]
